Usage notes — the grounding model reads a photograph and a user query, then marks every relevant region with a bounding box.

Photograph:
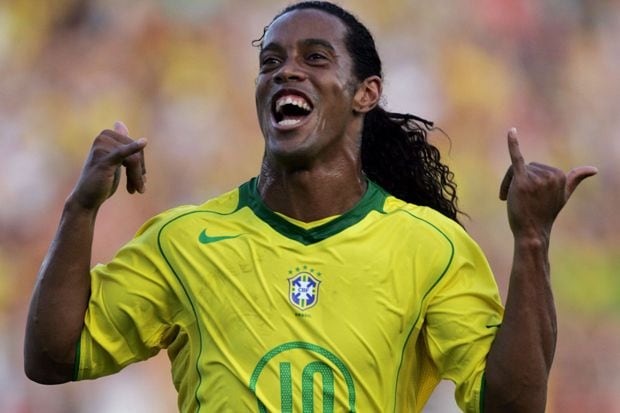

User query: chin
[264,133,325,168]
[267,140,314,165]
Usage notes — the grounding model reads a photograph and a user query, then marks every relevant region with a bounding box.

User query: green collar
[238,177,388,245]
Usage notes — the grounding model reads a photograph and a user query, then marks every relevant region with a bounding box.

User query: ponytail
[361,106,461,223]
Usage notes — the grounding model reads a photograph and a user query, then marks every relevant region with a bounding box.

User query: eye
[307,52,328,62]
[260,56,281,69]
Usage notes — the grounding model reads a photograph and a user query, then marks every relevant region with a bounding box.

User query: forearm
[24,123,148,383]
[24,197,97,384]
[484,234,557,412]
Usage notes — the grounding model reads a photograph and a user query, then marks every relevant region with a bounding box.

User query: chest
[163,223,441,349]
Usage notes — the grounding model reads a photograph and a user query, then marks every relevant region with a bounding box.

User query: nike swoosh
[198,229,241,244]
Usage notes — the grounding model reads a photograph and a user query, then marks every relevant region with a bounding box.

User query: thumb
[114,120,129,136]
[565,166,598,199]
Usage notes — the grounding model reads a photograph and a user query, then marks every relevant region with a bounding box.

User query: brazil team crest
[288,271,321,311]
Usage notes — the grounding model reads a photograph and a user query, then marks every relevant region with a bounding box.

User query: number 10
[279,361,335,413]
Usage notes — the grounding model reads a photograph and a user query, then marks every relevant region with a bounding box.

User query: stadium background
[0,0,618,411]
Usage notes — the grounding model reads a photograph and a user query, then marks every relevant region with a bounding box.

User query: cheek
[255,76,269,108]
[255,91,272,127]
[326,82,355,116]
[333,69,357,104]
[254,87,263,111]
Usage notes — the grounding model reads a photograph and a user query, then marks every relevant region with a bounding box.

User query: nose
[273,58,307,84]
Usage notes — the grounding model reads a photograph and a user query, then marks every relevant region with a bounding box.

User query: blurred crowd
[0,0,618,411]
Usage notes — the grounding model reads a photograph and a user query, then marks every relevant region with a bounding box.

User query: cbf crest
[288,271,321,311]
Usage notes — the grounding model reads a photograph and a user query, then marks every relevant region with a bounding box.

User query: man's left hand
[499,127,597,239]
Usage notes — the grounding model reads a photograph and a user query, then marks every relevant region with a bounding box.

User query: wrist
[63,194,100,217]
[514,232,549,249]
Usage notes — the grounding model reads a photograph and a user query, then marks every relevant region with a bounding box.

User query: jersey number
[279,361,334,413]
[250,342,356,412]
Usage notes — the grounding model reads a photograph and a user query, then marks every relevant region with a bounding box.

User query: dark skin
[254,9,381,222]
[25,9,597,412]
[24,121,147,383]
[484,128,597,411]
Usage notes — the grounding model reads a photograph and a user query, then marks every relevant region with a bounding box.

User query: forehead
[263,9,348,49]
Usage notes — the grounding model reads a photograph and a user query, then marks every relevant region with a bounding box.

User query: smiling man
[24,2,596,412]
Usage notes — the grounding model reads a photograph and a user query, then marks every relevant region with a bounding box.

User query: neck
[257,156,367,223]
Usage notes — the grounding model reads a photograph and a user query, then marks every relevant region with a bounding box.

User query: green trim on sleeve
[238,177,388,245]
[72,334,81,381]
[391,209,456,412]
[479,372,486,413]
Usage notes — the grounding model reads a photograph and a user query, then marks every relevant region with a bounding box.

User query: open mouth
[272,92,314,127]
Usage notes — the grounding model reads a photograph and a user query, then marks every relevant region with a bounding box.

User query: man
[25,2,597,412]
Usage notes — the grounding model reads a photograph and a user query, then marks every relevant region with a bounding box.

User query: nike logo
[198,229,241,244]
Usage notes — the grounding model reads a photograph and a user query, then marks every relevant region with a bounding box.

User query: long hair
[260,1,462,223]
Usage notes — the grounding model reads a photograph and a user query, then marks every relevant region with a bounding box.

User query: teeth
[278,118,302,126]
[275,95,312,112]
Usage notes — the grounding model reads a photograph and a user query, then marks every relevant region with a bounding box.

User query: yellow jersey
[75,178,503,412]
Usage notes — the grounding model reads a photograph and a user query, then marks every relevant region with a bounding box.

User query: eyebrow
[301,38,336,52]
[260,38,337,54]
[260,42,284,54]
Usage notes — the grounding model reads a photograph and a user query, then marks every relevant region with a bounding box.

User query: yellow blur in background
[0,0,618,412]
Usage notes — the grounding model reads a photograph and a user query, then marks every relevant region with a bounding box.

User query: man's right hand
[69,121,147,211]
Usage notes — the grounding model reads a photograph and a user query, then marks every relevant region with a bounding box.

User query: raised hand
[499,128,597,239]
[69,121,147,211]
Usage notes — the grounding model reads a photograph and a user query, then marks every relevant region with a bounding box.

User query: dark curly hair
[259,1,462,222]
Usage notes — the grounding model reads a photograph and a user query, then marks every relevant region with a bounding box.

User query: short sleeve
[74,211,182,381]
[423,231,504,412]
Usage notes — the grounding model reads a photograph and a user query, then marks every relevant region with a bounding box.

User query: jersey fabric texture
[75,178,504,413]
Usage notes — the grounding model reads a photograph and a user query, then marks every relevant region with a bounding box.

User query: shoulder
[134,185,242,238]
[382,194,469,243]
[380,193,489,270]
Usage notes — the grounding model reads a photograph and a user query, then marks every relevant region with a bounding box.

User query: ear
[352,76,382,114]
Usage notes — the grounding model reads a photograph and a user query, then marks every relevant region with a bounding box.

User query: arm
[483,128,597,412]
[24,122,147,384]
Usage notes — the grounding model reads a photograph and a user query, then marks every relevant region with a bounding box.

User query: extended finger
[507,127,526,175]
[123,153,144,194]
[113,120,129,136]
[120,139,147,193]
[107,138,147,164]
[138,137,147,175]
[499,165,514,201]
[100,127,146,168]
[565,166,598,198]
